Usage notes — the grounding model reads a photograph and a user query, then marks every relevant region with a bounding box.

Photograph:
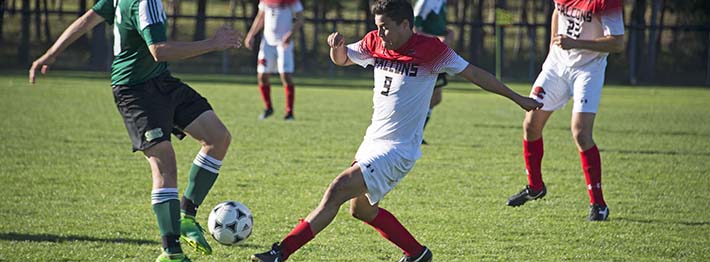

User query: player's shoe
[398,246,432,262]
[155,252,191,262]
[588,204,610,221]
[506,185,547,207]
[180,217,212,255]
[259,108,274,120]
[284,113,295,121]
[251,242,285,262]
[421,139,428,145]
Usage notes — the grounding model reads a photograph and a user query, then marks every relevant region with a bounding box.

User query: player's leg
[278,43,296,120]
[113,80,190,261]
[257,41,277,120]
[165,77,231,254]
[507,63,569,207]
[145,142,190,262]
[350,196,431,261]
[571,62,608,221]
[251,165,368,262]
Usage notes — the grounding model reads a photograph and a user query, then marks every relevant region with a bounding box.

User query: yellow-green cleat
[180,217,213,255]
[155,252,191,262]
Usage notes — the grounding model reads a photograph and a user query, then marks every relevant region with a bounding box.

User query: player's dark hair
[371,0,414,29]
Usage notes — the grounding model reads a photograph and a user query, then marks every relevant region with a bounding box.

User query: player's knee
[571,129,593,149]
[349,206,374,222]
[523,121,543,137]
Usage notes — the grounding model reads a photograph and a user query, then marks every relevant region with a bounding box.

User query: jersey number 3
[381,76,393,96]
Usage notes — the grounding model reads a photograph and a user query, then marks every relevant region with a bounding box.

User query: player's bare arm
[458,64,543,111]
[327,32,353,66]
[282,11,304,45]
[244,10,265,50]
[553,34,624,53]
[148,25,242,62]
[29,10,105,84]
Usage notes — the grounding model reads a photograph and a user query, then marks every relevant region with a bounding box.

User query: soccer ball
[207,200,253,245]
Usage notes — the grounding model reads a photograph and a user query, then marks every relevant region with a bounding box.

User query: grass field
[0,70,708,261]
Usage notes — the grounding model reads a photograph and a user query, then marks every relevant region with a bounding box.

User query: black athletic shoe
[259,108,274,120]
[398,247,432,262]
[507,185,547,207]
[284,113,295,121]
[588,204,610,221]
[421,139,428,145]
[251,243,284,262]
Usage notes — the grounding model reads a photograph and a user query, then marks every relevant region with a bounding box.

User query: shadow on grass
[614,217,710,226]
[0,232,157,245]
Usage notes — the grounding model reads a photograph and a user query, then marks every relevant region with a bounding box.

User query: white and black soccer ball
[207,200,253,245]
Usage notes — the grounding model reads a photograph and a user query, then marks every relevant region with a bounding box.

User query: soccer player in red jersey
[245,0,304,121]
[505,0,625,221]
[251,0,541,261]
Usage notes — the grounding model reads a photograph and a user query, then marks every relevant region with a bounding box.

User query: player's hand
[552,34,577,50]
[244,33,255,50]
[29,54,55,84]
[514,95,543,112]
[212,25,242,51]
[327,32,345,49]
[281,32,292,48]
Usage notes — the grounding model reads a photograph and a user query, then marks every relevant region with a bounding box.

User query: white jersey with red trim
[549,0,624,67]
[347,31,468,160]
[258,0,303,45]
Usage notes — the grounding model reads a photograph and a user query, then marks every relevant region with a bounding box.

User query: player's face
[374,14,411,50]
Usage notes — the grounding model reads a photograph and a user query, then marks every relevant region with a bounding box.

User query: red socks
[523,138,545,191]
[258,84,272,110]
[284,84,295,114]
[366,208,424,257]
[280,220,314,260]
[580,145,606,206]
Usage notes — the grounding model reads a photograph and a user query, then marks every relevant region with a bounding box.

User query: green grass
[0,70,709,261]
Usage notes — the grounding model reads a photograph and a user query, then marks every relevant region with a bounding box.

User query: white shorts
[355,140,416,205]
[530,57,607,113]
[257,40,294,74]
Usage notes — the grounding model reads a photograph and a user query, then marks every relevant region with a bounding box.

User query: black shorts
[112,71,213,152]
[435,73,448,88]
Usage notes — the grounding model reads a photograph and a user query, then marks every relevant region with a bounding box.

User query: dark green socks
[181,152,221,217]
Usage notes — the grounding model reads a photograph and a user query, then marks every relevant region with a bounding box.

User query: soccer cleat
[421,139,428,145]
[506,185,547,207]
[259,108,274,120]
[588,204,610,221]
[155,252,191,262]
[180,217,212,255]
[283,113,295,121]
[251,242,285,262]
[398,246,432,262]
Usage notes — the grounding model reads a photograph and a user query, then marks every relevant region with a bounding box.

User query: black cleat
[259,108,274,120]
[398,246,432,262]
[283,113,295,121]
[588,204,609,221]
[421,139,428,145]
[251,243,284,262]
[507,185,547,207]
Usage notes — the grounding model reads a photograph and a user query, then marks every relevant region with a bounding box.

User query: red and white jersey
[258,0,303,45]
[549,0,624,67]
[347,31,469,160]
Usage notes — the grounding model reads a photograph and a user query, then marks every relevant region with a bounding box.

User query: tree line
[2,0,709,85]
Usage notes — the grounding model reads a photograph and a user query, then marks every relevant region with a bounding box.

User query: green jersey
[413,0,448,36]
[92,0,168,86]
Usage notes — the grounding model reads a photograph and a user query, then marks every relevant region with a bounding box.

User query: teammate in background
[505,0,624,221]
[28,0,241,261]
[245,0,304,121]
[412,0,453,144]
[251,1,541,261]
